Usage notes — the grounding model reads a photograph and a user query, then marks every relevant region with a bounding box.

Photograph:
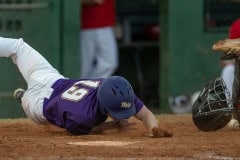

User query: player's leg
[0,37,64,124]
[16,38,65,124]
[80,30,96,78]
[232,57,240,122]
[0,37,64,85]
[88,27,118,78]
[0,37,20,57]
[14,38,64,85]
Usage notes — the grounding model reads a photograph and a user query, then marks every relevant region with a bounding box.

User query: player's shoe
[212,38,240,57]
[13,88,25,104]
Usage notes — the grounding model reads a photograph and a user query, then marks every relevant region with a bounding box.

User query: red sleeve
[229,19,240,39]
[81,0,116,29]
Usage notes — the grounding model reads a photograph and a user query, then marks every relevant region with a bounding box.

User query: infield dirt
[0,114,240,160]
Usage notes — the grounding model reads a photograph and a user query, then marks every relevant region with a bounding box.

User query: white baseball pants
[0,37,65,124]
[80,27,118,78]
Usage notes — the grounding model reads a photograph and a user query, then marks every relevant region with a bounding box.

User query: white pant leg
[80,27,118,78]
[0,37,20,57]
[89,27,118,78]
[221,64,235,98]
[80,30,96,78]
[0,37,65,124]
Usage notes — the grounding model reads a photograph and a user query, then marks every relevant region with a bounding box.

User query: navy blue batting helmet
[97,76,136,119]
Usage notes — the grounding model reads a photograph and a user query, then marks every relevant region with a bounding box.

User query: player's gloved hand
[212,38,240,59]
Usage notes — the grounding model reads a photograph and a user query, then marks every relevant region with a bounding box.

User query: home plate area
[67,140,138,146]
[0,114,240,159]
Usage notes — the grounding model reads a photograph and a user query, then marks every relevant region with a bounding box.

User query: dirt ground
[0,114,240,160]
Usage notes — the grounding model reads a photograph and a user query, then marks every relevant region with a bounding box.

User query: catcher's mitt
[212,38,240,60]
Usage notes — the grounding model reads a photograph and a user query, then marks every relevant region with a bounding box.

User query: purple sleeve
[134,96,144,113]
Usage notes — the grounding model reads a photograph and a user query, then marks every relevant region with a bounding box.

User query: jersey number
[61,80,100,102]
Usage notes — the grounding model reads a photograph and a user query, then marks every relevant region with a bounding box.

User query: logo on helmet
[121,102,132,108]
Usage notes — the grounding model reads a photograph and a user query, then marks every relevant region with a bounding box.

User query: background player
[80,0,118,78]
[220,18,240,98]
[0,37,171,137]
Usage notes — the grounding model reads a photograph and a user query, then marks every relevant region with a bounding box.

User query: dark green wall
[0,0,231,116]
[62,0,80,78]
[0,0,79,118]
[159,0,228,111]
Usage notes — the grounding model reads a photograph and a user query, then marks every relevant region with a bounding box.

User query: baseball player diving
[0,37,172,137]
[192,38,240,131]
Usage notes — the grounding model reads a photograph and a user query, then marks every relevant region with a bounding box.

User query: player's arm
[134,105,158,137]
[91,119,135,134]
[91,120,119,134]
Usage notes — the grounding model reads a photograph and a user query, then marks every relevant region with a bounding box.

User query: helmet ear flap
[192,77,233,131]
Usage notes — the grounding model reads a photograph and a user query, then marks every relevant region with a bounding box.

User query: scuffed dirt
[0,114,239,159]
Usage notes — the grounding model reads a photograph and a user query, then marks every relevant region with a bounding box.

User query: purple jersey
[43,78,144,135]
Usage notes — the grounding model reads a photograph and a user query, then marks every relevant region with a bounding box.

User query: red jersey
[81,0,116,29]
